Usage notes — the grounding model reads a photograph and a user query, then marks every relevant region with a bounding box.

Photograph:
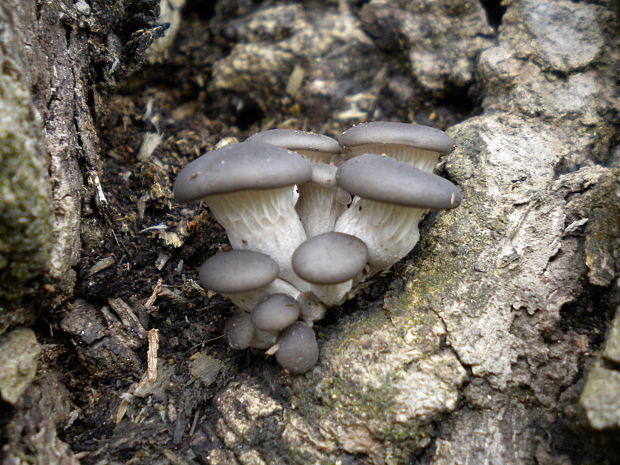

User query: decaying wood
[0,0,618,464]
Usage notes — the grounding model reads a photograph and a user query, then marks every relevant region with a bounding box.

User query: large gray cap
[247,129,341,154]
[174,141,312,202]
[336,154,461,209]
[199,250,279,294]
[251,293,300,332]
[339,122,455,154]
[292,232,368,284]
[276,322,319,374]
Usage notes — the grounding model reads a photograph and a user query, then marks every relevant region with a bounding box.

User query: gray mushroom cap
[199,250,279,294]
[247,129,341,154]
[292,232,368,284]
[173,141,312,203]
[339,122,455,154]
[336,154,461,210]
[226,313,255,350]
[276,322,319,374]
[251,293,301,332]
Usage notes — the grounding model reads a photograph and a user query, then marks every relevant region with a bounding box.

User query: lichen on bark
[0,51,52,323]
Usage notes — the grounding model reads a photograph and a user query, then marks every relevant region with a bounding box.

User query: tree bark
[1,1,618,464]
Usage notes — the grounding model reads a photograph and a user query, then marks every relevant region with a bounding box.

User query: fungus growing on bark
[176,123,462,374]
[339,121,455,172]
[174,141,312,289]
[334,154,461,275]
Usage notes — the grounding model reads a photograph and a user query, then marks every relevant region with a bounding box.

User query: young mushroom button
[334,154,461,276]
[292,232,369,306]
[339,121,455,172]
[174,141,312,290]
[199,250,299,311]
[276,321,319,374]
[251,293,300,333]
[247,129,346,237]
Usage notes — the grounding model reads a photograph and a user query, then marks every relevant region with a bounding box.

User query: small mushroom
[174,141,312,289]
[334,154,461,275]
[339,122,455,172]
[251,293,300,333]
[199,250,299,311]
[292,232,368,305]
[225,312,255,350]
[247,129,346,237]
[275,321,319,374]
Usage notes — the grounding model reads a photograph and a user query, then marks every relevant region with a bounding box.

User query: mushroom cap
[173,141,312,202]
[276,322,319,374]
[226,313,255,350]
[247,129,341,154]
[336,154,461,209]
[251,293,300,332]
[199,250,279,294]
[339,122,455,154]
[292,232,368,284]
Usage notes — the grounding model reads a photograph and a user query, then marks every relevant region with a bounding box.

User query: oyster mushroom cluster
[173,122,461,373]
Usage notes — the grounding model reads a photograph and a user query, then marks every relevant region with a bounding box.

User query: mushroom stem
[296,183,345,238]
[295,154,345,237]
[307,280,353,307]
[205,187,310,290]
[335,198,425,276]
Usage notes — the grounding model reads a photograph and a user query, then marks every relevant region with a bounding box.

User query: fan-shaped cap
[292,232,368,284]
[247,129,341,153]
[276,322,319,374]
[251,294,300,332]
[199,250,279,294]
[336,154,461,209]
[339,122,455,154]
[173,141,312,202]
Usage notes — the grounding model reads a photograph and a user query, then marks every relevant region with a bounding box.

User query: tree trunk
[1,1,618,464]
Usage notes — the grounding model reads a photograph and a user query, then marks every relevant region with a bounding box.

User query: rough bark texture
[0,0,619,464]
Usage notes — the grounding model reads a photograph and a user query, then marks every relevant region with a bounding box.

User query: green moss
[0,71,53,312]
